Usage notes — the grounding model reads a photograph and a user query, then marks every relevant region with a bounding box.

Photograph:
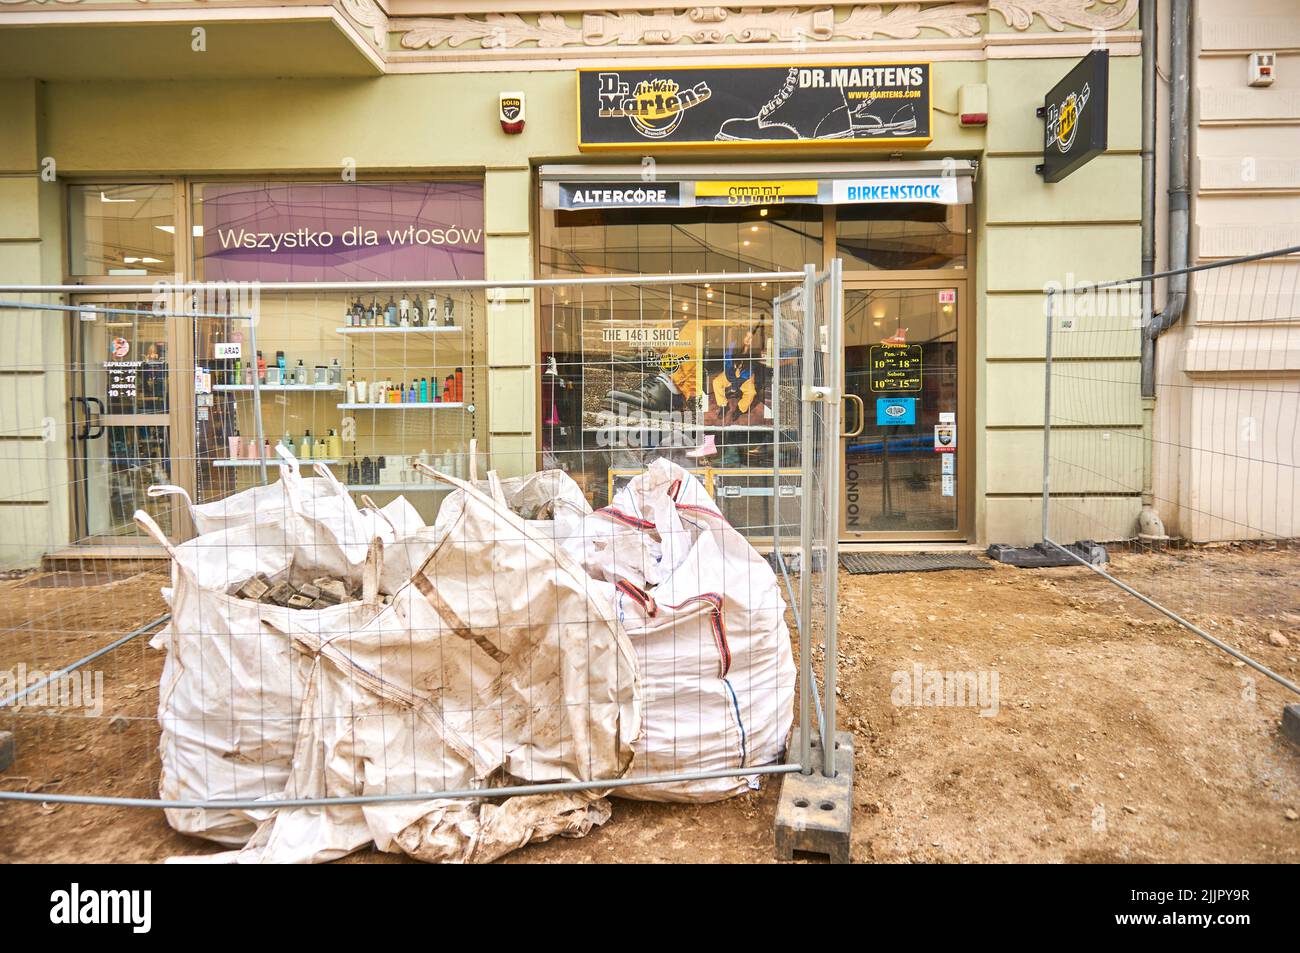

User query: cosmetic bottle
[314,364,328,386]
[454,367,464,403]
[295,359,308,385]
[328,429,342,458]
[330,358,342,385]
[419,377,428,403]
[385,296,398,327]
[228,430,242,459]
[411,297,423,327]
[257,351,267,384]
[399,292,411,326]
[444,297,455,327]
[276,350,287,375]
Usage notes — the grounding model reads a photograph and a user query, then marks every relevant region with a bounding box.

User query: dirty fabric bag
[206,471,640,863]
[604,459,796,802]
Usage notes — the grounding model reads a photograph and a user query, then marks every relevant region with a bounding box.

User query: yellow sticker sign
[694,180,819,206]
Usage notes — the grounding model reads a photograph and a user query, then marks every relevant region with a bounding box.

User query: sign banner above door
[545,165,972,210]
[578,64,933,150]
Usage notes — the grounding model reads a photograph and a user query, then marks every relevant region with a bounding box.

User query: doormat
[839,552,992,575]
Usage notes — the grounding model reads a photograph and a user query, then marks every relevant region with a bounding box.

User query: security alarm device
[499,92,525,134]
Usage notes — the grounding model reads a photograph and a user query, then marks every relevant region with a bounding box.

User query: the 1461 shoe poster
[578,63,932,150]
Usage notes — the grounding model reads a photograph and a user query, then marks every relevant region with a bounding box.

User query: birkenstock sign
[1037,50,1109,183]
[578,64,932,150]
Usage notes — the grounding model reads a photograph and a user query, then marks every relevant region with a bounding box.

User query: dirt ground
[2,546,1298,864]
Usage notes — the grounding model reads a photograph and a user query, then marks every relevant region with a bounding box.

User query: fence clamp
[802,385,831,403]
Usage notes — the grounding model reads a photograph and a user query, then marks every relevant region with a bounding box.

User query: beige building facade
[0,1,1154,564]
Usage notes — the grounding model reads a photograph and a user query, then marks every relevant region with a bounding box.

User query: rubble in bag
[142,465,640,864]
[195,470,641,864]
[228,572,360,609]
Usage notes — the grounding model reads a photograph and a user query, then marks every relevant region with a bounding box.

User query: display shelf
[580,423,775,433]
[336,326,463,335]
[214,383,342,392]
[213,457,340,468]
[346,483,453,493]
[337,402,464,410]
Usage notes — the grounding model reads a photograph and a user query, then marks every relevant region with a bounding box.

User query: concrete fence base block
[0,730,13,772]
[774,729,854,864]
[1282,704,1300,750]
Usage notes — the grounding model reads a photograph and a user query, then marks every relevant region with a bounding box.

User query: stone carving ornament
[393,2,1139,51]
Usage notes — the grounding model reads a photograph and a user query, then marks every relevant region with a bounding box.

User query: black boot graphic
[715,68,854,142]
[847,100,919,137]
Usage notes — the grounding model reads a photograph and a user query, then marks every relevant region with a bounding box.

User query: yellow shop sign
[694,180,820,206]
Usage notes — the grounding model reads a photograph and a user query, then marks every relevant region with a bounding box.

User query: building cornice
[0,1,1143,73]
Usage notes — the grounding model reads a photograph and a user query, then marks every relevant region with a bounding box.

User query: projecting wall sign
[578,64,932,150]
[1037,49,1109,183]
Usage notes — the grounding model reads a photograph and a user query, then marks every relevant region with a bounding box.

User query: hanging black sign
[578,64,932,150]
[1037,49,1109,183]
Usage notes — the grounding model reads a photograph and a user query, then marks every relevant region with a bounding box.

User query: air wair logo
[1046,82,1090,155]
[597,72,712,139]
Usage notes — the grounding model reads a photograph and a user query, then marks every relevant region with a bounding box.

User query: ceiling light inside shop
[100,191,136,204]
[153,225,204,236]
[759,208,768,217]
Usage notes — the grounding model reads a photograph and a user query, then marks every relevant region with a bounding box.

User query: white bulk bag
[137,508,389,846]
[603,459,796,802]
[173,471,641,864]
[146,446,339,536]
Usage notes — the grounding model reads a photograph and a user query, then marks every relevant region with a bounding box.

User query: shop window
[834,202,967,271]
[538,203,817,518]
[186,181,488,524]
[539,204,823,277]
[68,184,176,277]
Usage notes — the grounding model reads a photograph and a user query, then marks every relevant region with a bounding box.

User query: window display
[539,201,816,528]
[539,281,799,540]
[193,290,486,524]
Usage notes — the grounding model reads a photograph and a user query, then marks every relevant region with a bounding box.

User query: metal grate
[839,552,991,574]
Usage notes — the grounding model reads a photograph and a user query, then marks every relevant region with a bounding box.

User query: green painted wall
[0,48,1144,549]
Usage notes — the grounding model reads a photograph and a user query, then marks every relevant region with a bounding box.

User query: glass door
[841,283,965,539]
[70,298,175,540]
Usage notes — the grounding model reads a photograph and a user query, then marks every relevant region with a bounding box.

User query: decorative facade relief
[988,0,1138,32]
[398,5,989,51]
[0,0,1144,54]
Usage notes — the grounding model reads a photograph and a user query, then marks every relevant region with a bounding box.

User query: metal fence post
[797,263,816,775]
[822,258,843,777]
[1042,286,1056,544]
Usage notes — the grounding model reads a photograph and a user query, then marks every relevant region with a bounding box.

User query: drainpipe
[1137,0,1190,540]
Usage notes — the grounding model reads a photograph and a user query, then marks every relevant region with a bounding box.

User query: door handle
[841,393,865,439]
[71,396,87,441]
[84,397,105,440]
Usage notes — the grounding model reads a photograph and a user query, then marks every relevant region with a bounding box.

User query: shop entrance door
[69,297,177,541]
[841,281,967,540]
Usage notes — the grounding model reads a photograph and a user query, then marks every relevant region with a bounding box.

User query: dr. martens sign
[577,64,932,150]
[1036,50,1109,183]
